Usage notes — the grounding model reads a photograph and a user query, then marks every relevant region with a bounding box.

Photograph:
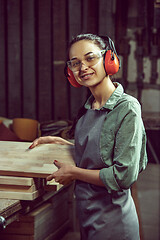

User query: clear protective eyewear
[67,50,106,72]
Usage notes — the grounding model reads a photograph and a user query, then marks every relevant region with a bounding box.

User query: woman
[30,34,148,240]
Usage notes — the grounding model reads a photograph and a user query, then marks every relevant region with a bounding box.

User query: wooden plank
[0,0,7,117]
[52,0,69,120]
[22,0,36,119]
[44,179,62,192]
[7,0,22,118]
[0,199,21,216]
[0,184,37,193]
[0,176,34,186]
[37,0,52,121]
[0,177,45,193]
[0,176,46,194]
[0,141,75,178]
[0,189,43,200]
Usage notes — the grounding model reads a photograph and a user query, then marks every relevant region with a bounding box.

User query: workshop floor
[61,163,160,240]
[136,163,160,240]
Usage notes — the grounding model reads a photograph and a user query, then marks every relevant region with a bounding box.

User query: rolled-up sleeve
[99,100,147,192]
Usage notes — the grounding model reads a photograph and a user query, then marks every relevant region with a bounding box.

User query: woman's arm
[29,137,104,187]
[29,136,74,149]
[100,101,148,192]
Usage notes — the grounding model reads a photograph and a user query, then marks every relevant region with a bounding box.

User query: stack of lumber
[0,184,74,240]
[0,176,45,201]
[0,141,75,200]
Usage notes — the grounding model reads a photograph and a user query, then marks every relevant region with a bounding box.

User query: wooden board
[0,176,34,186]
[22,0,36,119]
[0,184,36,193]
[0,190,43,201]
[7,0,22,118]
[0,199,21,217]
[37,0,53,121]
[0,0,7,117]
[53,0,69,120]
[0,176,47,200]
[0,141,75,178]
[44,179,63,192]
[0,176,44,189]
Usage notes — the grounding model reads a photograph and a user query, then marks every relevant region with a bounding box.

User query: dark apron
[74,109,140,240]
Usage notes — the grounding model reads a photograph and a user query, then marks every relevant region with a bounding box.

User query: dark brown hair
[67,33,107,60]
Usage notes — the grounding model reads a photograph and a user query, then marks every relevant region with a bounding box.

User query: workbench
[0,141,75,240]
[0,184,74,240]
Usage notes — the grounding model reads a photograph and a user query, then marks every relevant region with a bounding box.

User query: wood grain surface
[0,189,43,201]
[0,141,75,178]
[0,176,34,186]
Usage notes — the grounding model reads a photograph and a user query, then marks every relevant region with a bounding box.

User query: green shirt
[85,83,148,192]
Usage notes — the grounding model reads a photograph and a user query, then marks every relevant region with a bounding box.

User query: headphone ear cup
[66,67,81,88]
[104,50,120,75]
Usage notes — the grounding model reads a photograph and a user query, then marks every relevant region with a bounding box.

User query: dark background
[0,0,160,122]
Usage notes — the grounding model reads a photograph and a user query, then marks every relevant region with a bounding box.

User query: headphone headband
[101,36,121,69]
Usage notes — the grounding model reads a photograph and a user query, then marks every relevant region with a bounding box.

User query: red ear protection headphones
[66,67,82,88]
[64,36,121,88]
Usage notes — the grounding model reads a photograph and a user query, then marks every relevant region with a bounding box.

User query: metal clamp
[0,216,6,231]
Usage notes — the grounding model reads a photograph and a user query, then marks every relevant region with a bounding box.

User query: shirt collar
[85,82,124,111]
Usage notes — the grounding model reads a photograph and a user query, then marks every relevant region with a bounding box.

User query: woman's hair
[69,33,106,49]
[67,33,107,60]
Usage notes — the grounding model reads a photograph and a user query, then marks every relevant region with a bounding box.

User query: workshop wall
[0,0,160,122]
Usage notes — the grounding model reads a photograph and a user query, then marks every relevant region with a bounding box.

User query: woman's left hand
[46,160,75,185]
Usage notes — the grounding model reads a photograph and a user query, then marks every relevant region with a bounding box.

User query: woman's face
[69,40,107,88]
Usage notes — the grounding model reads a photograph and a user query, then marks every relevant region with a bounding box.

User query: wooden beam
[52,0,69,120]
[37,0,52,121]
[7,0,22,118]
[22,0,36,119]
[0,0,7,117]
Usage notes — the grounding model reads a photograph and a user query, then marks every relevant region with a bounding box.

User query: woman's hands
[28,136,104,187]
[29,136,74,149]
[29,136,75,186]
[47,161,105,187]
[47,160,75,185]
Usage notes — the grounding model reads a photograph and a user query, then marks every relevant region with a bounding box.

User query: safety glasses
[67,50,106,72]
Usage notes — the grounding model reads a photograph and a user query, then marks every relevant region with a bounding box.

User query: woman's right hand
[29,136,74,149]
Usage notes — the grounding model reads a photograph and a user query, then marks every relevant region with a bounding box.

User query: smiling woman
[65,34,120,90]
[30,34,148,240]
[68,39,107,89]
